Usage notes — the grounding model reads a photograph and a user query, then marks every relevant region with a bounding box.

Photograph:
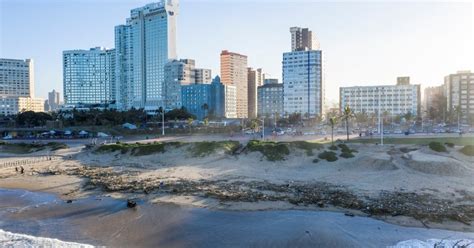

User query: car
[383,130,391,134]
[2,135,12,140]
[245,130,255,135]
[393,130,402,134]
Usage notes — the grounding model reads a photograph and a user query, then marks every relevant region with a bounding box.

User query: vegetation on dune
[328,145,338,151]
[94,142,184,156]
[318,151,338,162]
[349,137,472,146]
[444,142,455,148]
[428,142,447,153]
[189,141,240,157]
[286,141,324,156]
[312,158,320,163]
[246,140,290,161]
[340,151,355,158]
[337,143,358,153]
[0,142,68,154]
[460,145,474,156]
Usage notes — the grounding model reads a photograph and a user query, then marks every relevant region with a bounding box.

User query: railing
[0,156,60,169]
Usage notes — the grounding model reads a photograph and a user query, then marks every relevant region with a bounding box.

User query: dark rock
[127,199,137,208]
[66,200,73,204]
[344,212,355,217]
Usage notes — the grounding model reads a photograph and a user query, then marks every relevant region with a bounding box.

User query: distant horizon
[1,0,473,103]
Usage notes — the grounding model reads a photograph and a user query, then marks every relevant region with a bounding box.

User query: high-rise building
[164,59,212,110]
[220,50,248,118]
[339,79,421,117]
[247,67,264,119]
[47,89,61,111]
[424,85,444,111]
[445,70,474,121]
[283,27,323,117]
[115,0,179,110]
[0,58,44,115]
[63,47,116,106]
[258,80,283,117]
[264,78,278,85]
[181,76,228,120]
[290,27,319,52]
[224,84,237,119]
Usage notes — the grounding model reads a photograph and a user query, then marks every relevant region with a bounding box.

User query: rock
[344,212,355,217]
[127,199,137,208]
[66,200,73,204]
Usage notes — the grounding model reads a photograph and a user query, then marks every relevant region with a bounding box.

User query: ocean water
[0,188,473,247]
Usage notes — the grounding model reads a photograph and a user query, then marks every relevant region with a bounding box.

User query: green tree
[340,106,355,141]
[328,117,338,145]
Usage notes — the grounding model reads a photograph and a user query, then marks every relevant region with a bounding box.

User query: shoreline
[1,187,474,248]
[1,141,474,234]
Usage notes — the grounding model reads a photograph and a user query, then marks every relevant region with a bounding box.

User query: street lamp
[378,87,384,146]
[256,118,265,140]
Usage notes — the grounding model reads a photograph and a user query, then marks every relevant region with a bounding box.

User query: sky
[0,0,473,105]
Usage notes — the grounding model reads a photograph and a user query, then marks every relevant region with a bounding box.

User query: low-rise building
[258,81,283,117]
[339,79,421,117]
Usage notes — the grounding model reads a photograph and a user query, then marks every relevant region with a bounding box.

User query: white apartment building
[115,0,178,110]
[224,85,237,118]
[63,47,116,106]
[339,81,421,117]
[0,58,44,115]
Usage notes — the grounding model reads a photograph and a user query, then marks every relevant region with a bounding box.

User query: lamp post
[378,87,384,146]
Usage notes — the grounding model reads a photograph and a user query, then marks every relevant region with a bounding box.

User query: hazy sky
[1,0,473,104]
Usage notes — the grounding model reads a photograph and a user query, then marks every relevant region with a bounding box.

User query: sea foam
[390,239,474,248]
[0,229,94,248]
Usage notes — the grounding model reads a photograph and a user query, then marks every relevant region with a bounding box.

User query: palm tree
[329,117,337,145]
[340,106,355,141]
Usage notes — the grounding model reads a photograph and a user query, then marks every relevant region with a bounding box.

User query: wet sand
[1,188,474,248]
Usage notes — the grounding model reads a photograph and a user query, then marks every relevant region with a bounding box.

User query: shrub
[428,142,447,152]
[445,142,455,148]
[340,152,355,158]
[312,158,319,163]
[288,141,323,156]
[246,140,290,161]
[47,142,68,151]
[318,151,338,162]
[329,145,338,150]
[337,143,357,153]
[460,145,474,156]
[189,141,240,157]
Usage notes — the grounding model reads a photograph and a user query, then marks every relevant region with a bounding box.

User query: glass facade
[63,47,116,106]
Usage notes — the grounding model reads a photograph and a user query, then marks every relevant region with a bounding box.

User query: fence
[0,156,60,169]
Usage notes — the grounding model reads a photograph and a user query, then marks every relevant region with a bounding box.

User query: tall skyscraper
[115,0,179,110]
[247,67,264,119]
[445,70,474,122]
[283,27,323,117]
[0,58,44,114]
[290,27,319,51]
[164,58,211,110]
[47,89,61,111]
[220,50,248,118]
[63,47,116,106]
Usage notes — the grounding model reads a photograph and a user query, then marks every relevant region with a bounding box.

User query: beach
[1,139,474,246]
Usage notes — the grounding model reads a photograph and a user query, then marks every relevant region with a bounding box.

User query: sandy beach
[1,139,474,236]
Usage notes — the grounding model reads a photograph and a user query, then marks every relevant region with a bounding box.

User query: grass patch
[340,152,355,158]
[337,143,358,153]
[246,140,290,161]
[328,145,338,150]
[94,142,183,156]
[318,151,338,162]
[0,142,68,154]
[286,141,323,156]
[460,145,474,156]
[428,142,447,153]
[348,137,473,146]
[189,141,240,157]
[47,142,69,151]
